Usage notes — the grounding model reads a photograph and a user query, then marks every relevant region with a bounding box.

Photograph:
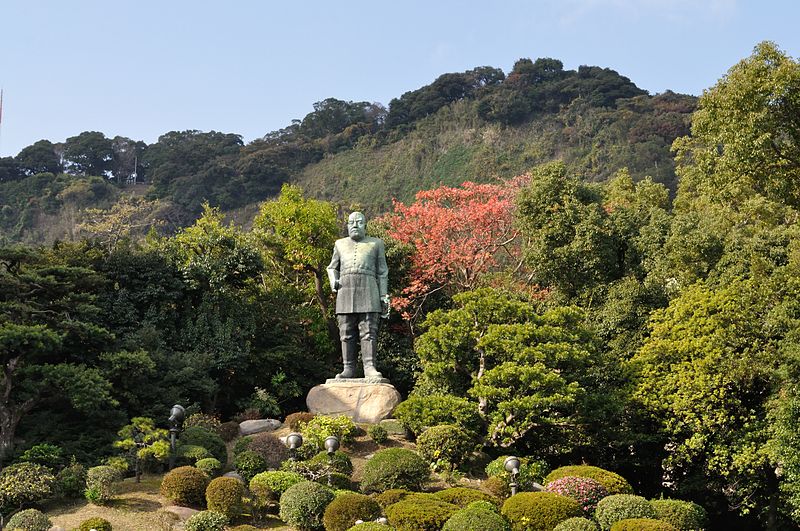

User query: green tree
[15,139,62,176]
[63,131,114,177]
[113,417,170,482]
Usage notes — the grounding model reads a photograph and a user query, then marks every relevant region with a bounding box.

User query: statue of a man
[326,212,389,379]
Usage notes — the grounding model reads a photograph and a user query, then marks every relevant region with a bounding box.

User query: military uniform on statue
[305,212,401,424]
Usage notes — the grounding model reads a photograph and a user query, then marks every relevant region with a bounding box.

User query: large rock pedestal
[306,381,402,424]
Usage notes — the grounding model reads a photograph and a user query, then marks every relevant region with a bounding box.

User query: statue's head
[347,211,366,241]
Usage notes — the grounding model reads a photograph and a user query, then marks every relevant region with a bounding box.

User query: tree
[384,178,529,323]
[0,246,116,462]
[113,417,169,482]
[253,184,339,350]
[63,131,114,177]
[673,41,800,211]
[0,157,22,182]
[15,140,62,176]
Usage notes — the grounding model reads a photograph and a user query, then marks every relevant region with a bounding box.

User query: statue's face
[347,212,366,241]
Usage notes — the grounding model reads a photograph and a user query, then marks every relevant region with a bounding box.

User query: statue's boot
[336,342,357,379]
[361,340,383,379]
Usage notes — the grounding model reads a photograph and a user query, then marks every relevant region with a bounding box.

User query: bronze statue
[326,212,389,379]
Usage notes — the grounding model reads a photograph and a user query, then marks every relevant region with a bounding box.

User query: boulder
[161,505,199,520]
[306,382,402,423]
[239,418,281,435]
[223,471,245,483]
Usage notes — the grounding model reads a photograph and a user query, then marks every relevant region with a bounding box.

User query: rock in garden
[239,418,282,435]
[306,382,402,423]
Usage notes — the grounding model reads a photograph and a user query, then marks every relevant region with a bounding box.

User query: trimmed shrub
[467,499,501,513]
[206,476,245,519]
[228,526,260,531]
[650,499,708,531]
[347,523,397,531]
[300,415,358,458]
[247,431,289,469]
[0,462,55,508]
[195,457,222,477]
[484,475,511,498]
[234,450,269,482]
[286,411,316,431]
[545,476,608,514]
[368,424,388,444]
[545,466,633,496]
[554,517,600,531]
[177,444,213,465]
[323,492,382,531]
[5,508,52,531]
[218,421,240,442]
[595,495,657,530]
[310,449,354,476]
[374,488,412,508]
[184,413,222,433]
[360,448,429,493]
[486,456,549,493]
[250,470,305,505]
[184,510,227,531]
[19,443,64,470]
[279,480,335,530]
[416,424,476,471]
[385,493,459,531]
[79,516,113,531]
[232,435,254,457]
[442,505,510,531]
[501,491,583,531]
[434,487,499,508]
[394,394,483,437]
[85,465,122,504]
[160,465,209,507]
[181,426,228,464]
[56,460,87,498]
[324,471,354,490]
[610,519,678,531]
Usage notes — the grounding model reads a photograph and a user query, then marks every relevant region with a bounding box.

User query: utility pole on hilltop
[0,88,4,156]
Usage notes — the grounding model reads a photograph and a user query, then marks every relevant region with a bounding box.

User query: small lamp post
[324,435,340,486]
[168,404,186,470]
[504,456,521,497]
[286,432,303,462]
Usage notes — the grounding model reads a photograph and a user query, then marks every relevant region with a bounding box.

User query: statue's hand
[381,296,391,319]
[331,279,340,292]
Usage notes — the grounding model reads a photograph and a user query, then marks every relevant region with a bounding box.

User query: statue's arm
[376,239,389,298]
[326,243,341,292]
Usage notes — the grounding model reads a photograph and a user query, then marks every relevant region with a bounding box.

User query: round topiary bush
[323,492,382,531]
[545,476,609,514]
[485,455,549,494]
[184,413,222,433]
[56,460,87,498]
[279,480,335,530]
[501,491,583,531]
[184,510,228,531]
[160,465,210,507]
[360,448,429,493]
[234,449,269,482]
[181,426,228,464]
[79,516,113,531]
[416,424,476,471]
[85,465,123,504]
[250,470,305,506]
[232,435,254,457]
[206,476,245,519]
[442,505,510,531]
[218,421,240,442]
[467,499,501,513]
[595,495,657,530]
[5,508,52,531]
[195,457,222,477]
[309,449,354,476]
[374,488,412,508]
[0,462,55,508]
[545,466,633,496]
[434,487,499,508]
[299,415,358,459]
[247,431,289,469]
[286,411,316,431]
[368,424,388,444]
[177,444,213,465]
[394,394,484,437]
[610,519,678,531]
[649,499,708,531]
[385,493,459,531]
[554,517,600,531]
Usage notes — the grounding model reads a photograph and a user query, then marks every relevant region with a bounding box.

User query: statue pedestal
[306,381,402,424]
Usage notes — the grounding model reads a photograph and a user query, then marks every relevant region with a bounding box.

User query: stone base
[306,381,402,424]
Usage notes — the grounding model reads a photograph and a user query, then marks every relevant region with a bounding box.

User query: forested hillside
[0,56,694,244]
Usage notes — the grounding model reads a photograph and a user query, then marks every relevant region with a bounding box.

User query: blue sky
[0,0,798,157]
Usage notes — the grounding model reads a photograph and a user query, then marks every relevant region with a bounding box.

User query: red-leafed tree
[383,177,533,323]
